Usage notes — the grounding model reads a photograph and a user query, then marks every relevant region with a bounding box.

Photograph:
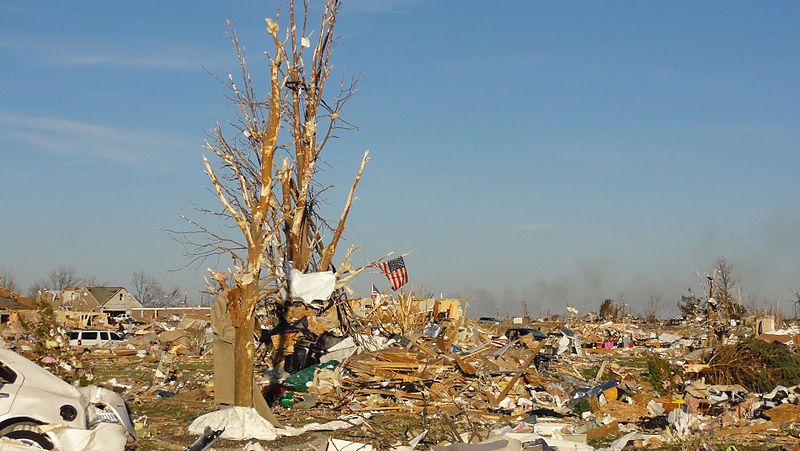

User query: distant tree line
[130,270,183,307]
[594,256,790,322]
[0,265,185,307]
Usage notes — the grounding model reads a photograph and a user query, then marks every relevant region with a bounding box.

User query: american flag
[370,284,381,301]
[377,256,408,291]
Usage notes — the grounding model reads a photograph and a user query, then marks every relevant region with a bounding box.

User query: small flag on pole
[376,256,408,291]
[370,284,381,301]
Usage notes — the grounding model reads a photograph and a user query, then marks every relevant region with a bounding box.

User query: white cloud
[56,53,201,71]
[0,111,192,165]
[0,36,221,71]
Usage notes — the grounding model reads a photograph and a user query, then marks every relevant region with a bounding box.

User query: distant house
[50,287,101,312]
[45,286,143,315]
[86,287,143,315]
[0,287,35,323]
[0,296,31,311]
[0,287,34,309]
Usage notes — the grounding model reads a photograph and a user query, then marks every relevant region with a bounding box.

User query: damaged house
[0,287,34,323]
[46,287,101,312]
[87,287,143,316]
[45,286,143,314]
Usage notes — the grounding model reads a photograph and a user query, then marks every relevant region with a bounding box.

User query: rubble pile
[3,299,92,384]
[1,284,800,449]
[241,295,800,449]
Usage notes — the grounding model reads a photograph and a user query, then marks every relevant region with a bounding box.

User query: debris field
[2,285,800,450]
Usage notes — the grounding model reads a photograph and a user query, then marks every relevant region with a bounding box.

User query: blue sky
[1,1,798,316]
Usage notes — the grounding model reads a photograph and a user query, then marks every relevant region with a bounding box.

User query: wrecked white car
[0,349,136,450]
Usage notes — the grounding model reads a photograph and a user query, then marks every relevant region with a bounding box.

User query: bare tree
[701,257,746,318]
[714,257,736,311]
[132,271,160,306]
[45,266,80,290]
[132,271,183,306]
[159,285,182,306]
[678,289,702,318]
[81,275,99,287]
[0,266,18,292]
[645,295,662,323]
[28,266,94,297]
[199,291,215,307]
[28,280,46,298]
[599,298,617,320]
[171,0,369,407]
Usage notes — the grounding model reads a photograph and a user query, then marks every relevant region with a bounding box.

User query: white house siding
[100,289,143,311]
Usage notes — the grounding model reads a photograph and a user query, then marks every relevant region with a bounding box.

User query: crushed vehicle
[505,326,548,341]
[0,349,136,450]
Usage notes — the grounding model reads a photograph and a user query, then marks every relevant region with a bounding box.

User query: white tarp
[51,423,128,451]
[289,267,336,306]
[321,335,394,363]
[188,407,367,441]
[326,438,373,451]
[658,333,680,345]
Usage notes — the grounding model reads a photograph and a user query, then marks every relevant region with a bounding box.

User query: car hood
[0,349,86,426]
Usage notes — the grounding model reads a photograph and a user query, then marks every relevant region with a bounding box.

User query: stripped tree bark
[170,0,367,408]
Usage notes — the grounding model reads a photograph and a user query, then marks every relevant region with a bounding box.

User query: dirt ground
[84,352,794,451]
[87,355,475,450]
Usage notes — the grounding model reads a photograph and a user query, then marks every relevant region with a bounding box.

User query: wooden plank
[452,355,477,376]
[492,340,545,405]
[357,389,425,400]
[349,406,414,412]
[410,338,438,358]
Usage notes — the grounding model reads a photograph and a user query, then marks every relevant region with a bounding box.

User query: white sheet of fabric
[490,426,594,451]
[658,333,680,344]
[188,407,367,441]
[0,438,38,450]
[188,407,278,440]
[51,423,128,451]
[326,438,373,451]
[320,335,394,363]
[358,334,393,352]
[289,267,336,305]
[667,408,698,438]
[320,336,357,363]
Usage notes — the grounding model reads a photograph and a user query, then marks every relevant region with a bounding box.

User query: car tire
[0,422,54,449]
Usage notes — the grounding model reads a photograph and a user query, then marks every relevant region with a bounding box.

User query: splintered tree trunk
[195,0,360,411]
[233,319,255,406]
[233,282,258,407]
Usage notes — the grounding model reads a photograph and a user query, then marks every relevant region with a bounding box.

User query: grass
[578,364,600,381]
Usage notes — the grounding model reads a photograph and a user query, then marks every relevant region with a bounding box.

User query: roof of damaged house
[0,295,33,310]
[88,286,143,310]
[86,287,126,303]
[52,287,101,311]
[0,287,34,309]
